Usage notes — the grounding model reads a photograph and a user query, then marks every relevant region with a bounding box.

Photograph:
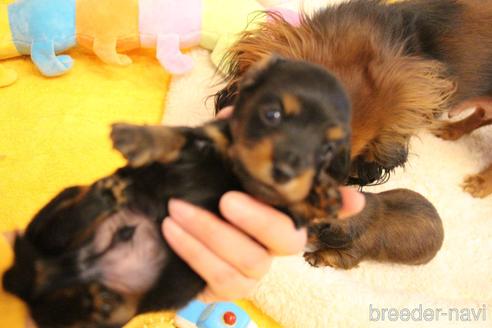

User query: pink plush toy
[139,0,299,74]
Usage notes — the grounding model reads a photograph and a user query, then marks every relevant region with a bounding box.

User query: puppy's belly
[80,210,168,295]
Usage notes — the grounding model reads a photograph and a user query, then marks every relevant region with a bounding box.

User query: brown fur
[435,98,492,198]
[462,163,492,198]
[305,189,444,269]
[215,0,492,186]
[217,6,453,169]
[111,124,187,167]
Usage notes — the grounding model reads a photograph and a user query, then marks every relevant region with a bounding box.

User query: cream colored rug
[163,1,492,327]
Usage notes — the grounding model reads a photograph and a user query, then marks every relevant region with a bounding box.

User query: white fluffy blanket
[163,1,492,327]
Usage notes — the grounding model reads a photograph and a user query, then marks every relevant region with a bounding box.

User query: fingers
[338,187,366,219]
[163,197,277,300]
[219,192,307,256]
[163,187,362,301]
[198,288,233,303]
[216,106,234,119]
[166,199,272,280]
[163,218,258,300]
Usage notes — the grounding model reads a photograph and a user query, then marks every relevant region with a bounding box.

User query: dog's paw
[89,284,123,320]
[111,124,155,167]
[462,174,492,198]
[304,249,359,269]
[303,251,325,267]
[433,125,464,141]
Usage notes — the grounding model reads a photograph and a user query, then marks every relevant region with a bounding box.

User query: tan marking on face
[203,124,230,154]
[152,127,186,163]
[232,137,315,203]
[277,168,315,202]
[98,176,129,205]
[326,126,346,140]
[232,138,275,186]
[282,93,301,115]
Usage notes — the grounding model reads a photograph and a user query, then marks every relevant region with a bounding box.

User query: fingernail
[221,192,252,216]
[169,199,197,223]
[162,217,183,239]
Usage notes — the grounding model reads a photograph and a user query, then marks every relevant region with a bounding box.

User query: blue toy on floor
[176,300,258,328]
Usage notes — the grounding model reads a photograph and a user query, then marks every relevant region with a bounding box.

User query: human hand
[163,188,364,302]
[163,106,365,302]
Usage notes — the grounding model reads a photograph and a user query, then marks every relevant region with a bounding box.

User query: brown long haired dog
[215,0,492,186]
[305,188,443,269]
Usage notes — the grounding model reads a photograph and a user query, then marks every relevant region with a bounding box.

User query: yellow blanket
[0,47,168,326]
[0,46,278,326]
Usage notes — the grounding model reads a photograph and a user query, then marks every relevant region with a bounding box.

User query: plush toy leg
[0,64,17,87]
[30,40,73,77]
[156,34,194,75]
[93,37,132,66]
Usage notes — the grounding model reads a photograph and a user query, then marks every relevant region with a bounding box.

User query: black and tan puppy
[305,189,443,269]
[2,57,353,328]
[214,0,492,186]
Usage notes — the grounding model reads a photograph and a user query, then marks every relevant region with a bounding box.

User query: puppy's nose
[272,152,303,183]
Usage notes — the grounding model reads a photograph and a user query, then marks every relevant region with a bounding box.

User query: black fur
[215,0,492,186]
[3,57,352,328]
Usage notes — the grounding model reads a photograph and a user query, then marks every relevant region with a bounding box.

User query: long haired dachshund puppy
[2,57,444,327]
[305,188,443,269]
[2,57,353,328]
[214,0,492,186]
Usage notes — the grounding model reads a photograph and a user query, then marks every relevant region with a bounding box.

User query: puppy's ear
[239,54,284,92]
[347,158,384,186]
[3,236,37,300]
[326,145,351,184]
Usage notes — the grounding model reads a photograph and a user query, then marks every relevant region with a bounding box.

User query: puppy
[214,0,492,186]
[305,189,444,269]
[2,57,353,328]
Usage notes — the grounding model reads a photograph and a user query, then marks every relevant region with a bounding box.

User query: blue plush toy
[7,0,76,77]
[176,300,258,328]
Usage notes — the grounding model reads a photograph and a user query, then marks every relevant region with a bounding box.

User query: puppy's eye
[260,105,283,126]
[194,139,210,150]
[114,225,136,243]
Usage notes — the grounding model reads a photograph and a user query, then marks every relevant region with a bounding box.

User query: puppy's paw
[433,125,464,141]
[111,124,155,167]
[89,284,123,320]
[303,251,325,267]
[304,249,360,269]
[462,174,492,198]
